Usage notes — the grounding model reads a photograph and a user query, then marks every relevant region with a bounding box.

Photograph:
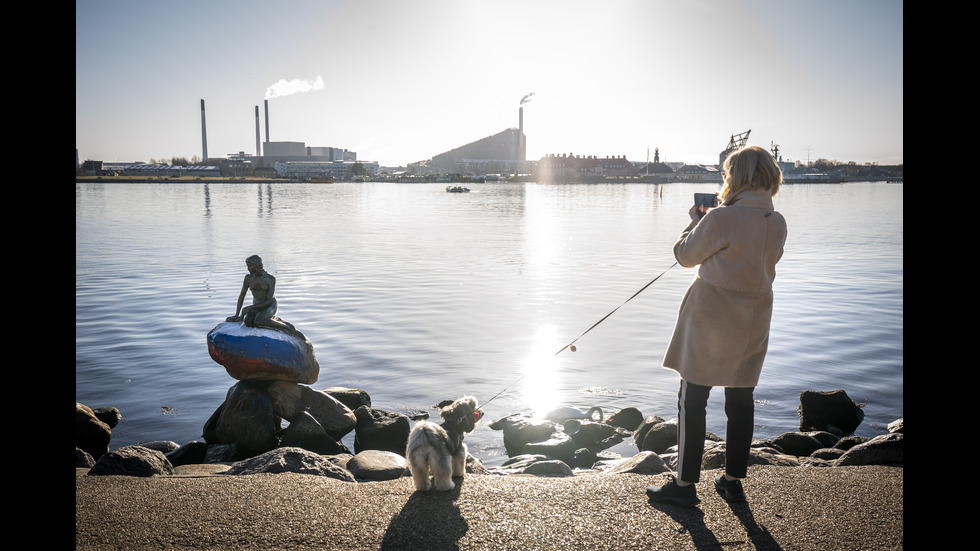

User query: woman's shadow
[649,495,782,550]
[381,481,469,551]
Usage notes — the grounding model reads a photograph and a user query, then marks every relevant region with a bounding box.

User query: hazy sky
[76,0,903,167]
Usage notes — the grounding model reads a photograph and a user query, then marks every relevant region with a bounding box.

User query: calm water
[75,181,903,466]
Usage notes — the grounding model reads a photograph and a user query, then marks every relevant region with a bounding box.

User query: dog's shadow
[380,479,469,551]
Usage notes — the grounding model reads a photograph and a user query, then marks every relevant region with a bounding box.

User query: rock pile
[77,388,902,482]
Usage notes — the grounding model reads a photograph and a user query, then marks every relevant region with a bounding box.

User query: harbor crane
[719,129,751,165]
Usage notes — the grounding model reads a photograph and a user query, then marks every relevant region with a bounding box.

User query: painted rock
[207,322,319,384]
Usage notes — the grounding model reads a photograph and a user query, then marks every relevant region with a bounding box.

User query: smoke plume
[520,92,535,105]
[265,76,325,100]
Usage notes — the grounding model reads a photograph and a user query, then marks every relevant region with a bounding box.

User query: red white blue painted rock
[207,322,319,384]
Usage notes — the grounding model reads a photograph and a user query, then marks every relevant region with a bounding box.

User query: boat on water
[446,185,470,193]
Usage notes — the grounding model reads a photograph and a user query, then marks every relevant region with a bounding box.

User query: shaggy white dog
[406,396,482,491]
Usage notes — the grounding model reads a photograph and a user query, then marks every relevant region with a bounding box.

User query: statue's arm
[225,277,250,321]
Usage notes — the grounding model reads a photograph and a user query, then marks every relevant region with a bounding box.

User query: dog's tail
[407,422,451,468]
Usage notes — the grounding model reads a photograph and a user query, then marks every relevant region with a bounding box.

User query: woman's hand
[688,204,703,221]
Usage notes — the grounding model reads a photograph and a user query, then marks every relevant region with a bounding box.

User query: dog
[406,396,483,491]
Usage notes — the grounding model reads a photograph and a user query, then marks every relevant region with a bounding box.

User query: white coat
[662,187,788,388]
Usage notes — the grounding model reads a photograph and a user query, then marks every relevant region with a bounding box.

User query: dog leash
[480,261,679,408]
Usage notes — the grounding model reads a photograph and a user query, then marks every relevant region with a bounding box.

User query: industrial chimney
[200,99,208,161]
[264,99,270,143]
[518,106,526,161]
[255,106,261,157]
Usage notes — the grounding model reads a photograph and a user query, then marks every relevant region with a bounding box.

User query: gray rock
[489,413,558,457]
[834,435,870,451]
[166,441,210,466]
[601,451,670,474]
[346,450,408,481]
[204,443,239,463]
[499,454,551,470]
[771,432,826,457]
[138,440,180,453]
[466,454,490,475]
[88,445,176,477]
[224,447,356,481]
[700,442,801,470]
[522,432,577,464]
[279,411,350,455]
[76,447,96,468]
[521,460,574,477]
[810,447,846,461]
[353,406,410,455]
[322,387,372,411]
[798,389,865,434]
[633,415,666,448]
[606,407,644,431]
[92,406,122,428]
[638,418,678,454]
[834,433,903,466]
[206,380,280,457]
[887,418,903,434]
[76,402,112,461]
[567,420,629,451]
[267,380,356,439]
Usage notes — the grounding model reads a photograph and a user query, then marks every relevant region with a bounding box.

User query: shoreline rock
[76,388,903,481]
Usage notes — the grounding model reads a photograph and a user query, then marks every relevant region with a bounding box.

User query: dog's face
[440,396,482,434]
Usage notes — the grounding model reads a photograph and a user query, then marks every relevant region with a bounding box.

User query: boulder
[207,321,319,384]
[88,445,176,477]
[633,415,666,448]
[798,389,865,434]
[834,433,903,466]
[488,413,558,457]
[204,380,280,457]
[601,451,671,475]
[267,380,356,439]
[223,447,355,481]
[279,410,350,455]
[638,418,678,454]
[605,407,644,431]
[92,406,122,428]
[322,387,372,411]
[76,447,96,468]
[165,441,210,467]
[567,420,631,451]
[346,450,408,481]
[770,432,826,457]
[353,406,411,455]
[138,440,180,453]
[521,460,574,477]
[522,432,577,464]
[76,402,112,460]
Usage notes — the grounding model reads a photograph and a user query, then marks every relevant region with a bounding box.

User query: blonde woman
[647,146,788,506]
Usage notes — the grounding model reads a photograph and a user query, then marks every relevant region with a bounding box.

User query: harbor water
[75,181,903,466]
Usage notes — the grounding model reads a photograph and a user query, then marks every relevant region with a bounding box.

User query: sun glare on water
[517,323,572,419]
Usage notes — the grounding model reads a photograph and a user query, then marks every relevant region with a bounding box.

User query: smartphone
[694,193,718,214]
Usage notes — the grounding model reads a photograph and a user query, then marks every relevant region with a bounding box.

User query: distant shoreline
[75,175,901,185]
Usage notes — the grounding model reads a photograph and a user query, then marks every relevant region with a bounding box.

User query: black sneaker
[646,476,700,506]
[713,475,746,502]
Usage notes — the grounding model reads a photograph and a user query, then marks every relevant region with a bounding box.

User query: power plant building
[415,128,528,175]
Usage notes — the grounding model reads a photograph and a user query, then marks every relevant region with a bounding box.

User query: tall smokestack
[200,99,208,161]
[255,106,261,157]
[264,99,270,143]
[518,106,526,161]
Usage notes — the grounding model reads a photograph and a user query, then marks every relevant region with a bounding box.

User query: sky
[76,0,903,167]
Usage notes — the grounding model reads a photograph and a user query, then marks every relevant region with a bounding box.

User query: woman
[647,146,787,506]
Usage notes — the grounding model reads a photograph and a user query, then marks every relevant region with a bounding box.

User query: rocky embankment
[76,387,902,481]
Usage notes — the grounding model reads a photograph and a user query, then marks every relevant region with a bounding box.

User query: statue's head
[246,255,263,272]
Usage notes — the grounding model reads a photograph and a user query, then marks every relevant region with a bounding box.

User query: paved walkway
[76,464,902,550]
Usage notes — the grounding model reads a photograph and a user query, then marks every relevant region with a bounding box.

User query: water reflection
[517,323,566,418]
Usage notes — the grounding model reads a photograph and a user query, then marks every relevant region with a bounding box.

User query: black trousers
[676,379,755,484]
